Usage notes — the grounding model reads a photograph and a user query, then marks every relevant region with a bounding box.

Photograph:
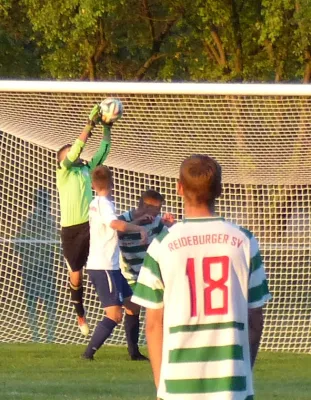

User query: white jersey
[86,196,120,271]
[132,216,271,400]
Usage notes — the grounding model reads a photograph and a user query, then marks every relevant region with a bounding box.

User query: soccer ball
[99,98,123,124]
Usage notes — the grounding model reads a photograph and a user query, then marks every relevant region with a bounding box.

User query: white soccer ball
[99,98,123,124]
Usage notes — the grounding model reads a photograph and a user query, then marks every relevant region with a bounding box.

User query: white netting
[0,82,310,352]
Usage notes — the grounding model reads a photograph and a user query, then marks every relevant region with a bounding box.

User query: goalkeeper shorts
[61,221,90,272]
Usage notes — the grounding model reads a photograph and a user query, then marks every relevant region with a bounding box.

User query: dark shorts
[61,222,90,272]
[87,269,133,308]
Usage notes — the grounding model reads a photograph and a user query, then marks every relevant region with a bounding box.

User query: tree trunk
[135,53,166,81]
[135,12,180,80]
[81,18,107,81]
[231,0,243,80]
[303,51,311,83]
[88,57,96,81]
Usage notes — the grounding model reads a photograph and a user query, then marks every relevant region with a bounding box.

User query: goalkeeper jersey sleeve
[61,138,85,169]
[87,126,111,171]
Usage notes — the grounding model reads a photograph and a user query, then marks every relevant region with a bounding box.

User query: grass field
[0,344,310,400]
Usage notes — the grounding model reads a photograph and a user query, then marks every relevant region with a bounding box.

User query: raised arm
[87,125,112,171]
[60,104,101,169]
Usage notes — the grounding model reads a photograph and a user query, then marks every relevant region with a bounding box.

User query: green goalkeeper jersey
[56,134,111,227]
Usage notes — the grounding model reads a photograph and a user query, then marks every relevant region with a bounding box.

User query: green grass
[0,344,310,400]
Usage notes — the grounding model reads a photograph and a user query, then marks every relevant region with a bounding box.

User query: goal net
[0,82,310,353]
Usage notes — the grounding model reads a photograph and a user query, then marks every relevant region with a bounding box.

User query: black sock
[69,282,84,317]
[124,313,140,356]
[84,317,117,358]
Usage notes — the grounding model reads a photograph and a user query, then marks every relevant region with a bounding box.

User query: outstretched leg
[83,306,121,360]
[61,221,90,336]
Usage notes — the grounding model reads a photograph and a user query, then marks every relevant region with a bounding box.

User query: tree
[2,0,311,82]
[0,0,41,78]
[21,0,185,81]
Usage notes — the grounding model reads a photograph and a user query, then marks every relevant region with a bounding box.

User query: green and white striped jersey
[118,211,165,285]
[132,216,271,400]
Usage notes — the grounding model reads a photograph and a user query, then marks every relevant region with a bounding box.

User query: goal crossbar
[2,80,311,96]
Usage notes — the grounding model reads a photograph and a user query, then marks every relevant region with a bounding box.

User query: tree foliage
[1,0,311,82]
[0,0,41,78]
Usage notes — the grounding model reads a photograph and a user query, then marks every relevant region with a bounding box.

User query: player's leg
[68,269,89,335]
[25,292,39,342]
[83,305,122,360]
[41,279,57,343]
[44,296,57,343]
[61,222,90,335]
[82,270,123,360]
[123,279,149,361]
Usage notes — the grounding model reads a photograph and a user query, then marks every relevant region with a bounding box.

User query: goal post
[0,81,310,352]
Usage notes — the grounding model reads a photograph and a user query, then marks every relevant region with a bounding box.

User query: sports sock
[124,313,140,356]
[84,317,117,358]
[69,281,84,317]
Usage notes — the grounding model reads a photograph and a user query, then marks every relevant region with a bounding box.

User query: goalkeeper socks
[124,313,140,356]
[69,282,85,318]
[84,317,117,358]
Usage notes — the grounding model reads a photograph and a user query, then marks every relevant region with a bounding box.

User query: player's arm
[145,307,164,390]
[248,234,272,368]
[131,214,154,225]
[131,238,165,394]
[248,307,264,368]
[87,125,112,171]
[161,212,175,227]
[61,104,101,169]
[110,220,148,244]
[97,201,146,243]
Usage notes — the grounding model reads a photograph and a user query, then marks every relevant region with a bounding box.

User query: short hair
[92,165,113,191]
[139,189,165,207]
[179,155,222,205]
[57,144,71,163]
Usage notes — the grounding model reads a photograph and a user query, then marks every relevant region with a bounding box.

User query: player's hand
[101,119,114,127]
[139,227,148,244]
[133,214,154,225]
[162,212,175,227]
[88,104,102,127]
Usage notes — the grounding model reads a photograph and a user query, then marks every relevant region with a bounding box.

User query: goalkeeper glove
[88,103,114,127]
[84,104,102,135]
[88,104,101,127]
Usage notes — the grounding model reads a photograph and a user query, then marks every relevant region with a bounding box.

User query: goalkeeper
[56,104,112,336]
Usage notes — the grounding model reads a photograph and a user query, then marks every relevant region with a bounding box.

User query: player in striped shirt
[132,155,271,400]
[118,190,174,360]
[56,104,111,336]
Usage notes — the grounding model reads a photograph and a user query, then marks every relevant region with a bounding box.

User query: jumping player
[132,155,271,400]
[56,105,111,336]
